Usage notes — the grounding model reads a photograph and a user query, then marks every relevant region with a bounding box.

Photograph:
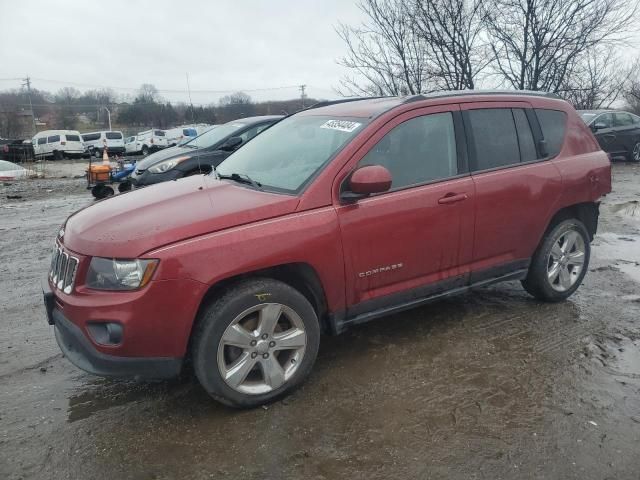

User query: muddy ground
[1,163,639,480]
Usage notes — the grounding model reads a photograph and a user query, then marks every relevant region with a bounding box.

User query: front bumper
[43,279,186,379]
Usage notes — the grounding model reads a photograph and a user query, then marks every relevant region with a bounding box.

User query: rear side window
[37,137,46,145]
[535,109,567,157]
[513,109,537,162]
[154,130,165,136]
[467,109,520,170]
[82,133,101,141]
[65,134,80,142]
[106,132,122,139]
[613,113,633,127]
[47,135,60,143]
[358,112,458,190]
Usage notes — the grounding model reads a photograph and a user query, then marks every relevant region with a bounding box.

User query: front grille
[49,245,79,294]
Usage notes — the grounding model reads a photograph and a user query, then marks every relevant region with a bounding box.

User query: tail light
[61,141,66,145]
[2,145,8,153]
[150,138,154,144]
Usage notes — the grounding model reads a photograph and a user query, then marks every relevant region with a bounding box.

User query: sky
[0,0,364,104]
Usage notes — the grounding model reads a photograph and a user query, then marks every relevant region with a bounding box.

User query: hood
[135,146,191,170]
[63,175,299,257]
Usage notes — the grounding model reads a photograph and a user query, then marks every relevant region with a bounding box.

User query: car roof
[297,90,565,119]
[34,129,81,136]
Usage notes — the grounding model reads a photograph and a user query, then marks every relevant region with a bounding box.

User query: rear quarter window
[47,135,60,143]
[535,109,567,157]
[106,132,122,139]
[65,134,80,142]
[154,130,165,136]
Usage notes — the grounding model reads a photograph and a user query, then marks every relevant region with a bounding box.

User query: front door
[336,106,475,316]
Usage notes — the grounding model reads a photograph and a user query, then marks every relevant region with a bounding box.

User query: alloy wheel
[546,229,586,292]
[632,142,640,162]
[217,303,307,395]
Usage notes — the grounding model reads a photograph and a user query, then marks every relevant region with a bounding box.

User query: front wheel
[141,145,149,156]
[522,219,590,302]
[631,141,640,162]
[192,278,320,408]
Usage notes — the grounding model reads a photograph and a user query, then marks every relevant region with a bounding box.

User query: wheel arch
[185,262,331,362]
[544,202,600,241]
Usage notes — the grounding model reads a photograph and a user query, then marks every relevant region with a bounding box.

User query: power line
[27,77,302,94]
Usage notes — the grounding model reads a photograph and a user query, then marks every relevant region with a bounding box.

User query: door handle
[438,193,468,205]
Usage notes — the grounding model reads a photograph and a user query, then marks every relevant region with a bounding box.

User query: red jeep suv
[44,92,611,407]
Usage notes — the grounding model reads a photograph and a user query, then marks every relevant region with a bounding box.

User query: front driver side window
[595,113,613,128]
[358,112,458,190]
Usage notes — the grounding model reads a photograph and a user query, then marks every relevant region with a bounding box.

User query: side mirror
[592,122,607,132]
[220,136,243,151]
[341,165,392,203]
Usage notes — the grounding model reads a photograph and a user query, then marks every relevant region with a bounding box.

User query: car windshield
[216,115,367,193]
[183,122,246,149]
[579,112,597,124]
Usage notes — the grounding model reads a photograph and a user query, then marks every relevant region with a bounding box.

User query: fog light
[87,322,123,345]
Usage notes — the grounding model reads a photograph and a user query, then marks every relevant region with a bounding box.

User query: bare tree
[559,47,639,109]
[623,79,640,115]
[137,83,160,104]
[484,0,637,92]
[219,91,252,106]
[336,0,429,96]
[413,0,487,90]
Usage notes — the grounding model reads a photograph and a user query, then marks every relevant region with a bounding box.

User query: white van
[81,131,125,157]
[32,130,85,160]
[124,135,138,155]
[135,129,167,155]
[164,124,214,146]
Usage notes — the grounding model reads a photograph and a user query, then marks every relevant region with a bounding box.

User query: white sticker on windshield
[320,120,362,133]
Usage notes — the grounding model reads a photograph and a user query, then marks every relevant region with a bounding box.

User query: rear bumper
[43,279,188,379]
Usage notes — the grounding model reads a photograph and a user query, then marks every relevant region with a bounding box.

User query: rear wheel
[141,145,149,156]
[53,150,64,161]
[522,219,590,302]
[193,278,320,408]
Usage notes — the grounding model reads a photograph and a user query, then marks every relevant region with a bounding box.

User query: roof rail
[402,90,563,104]
[305,96,390,110]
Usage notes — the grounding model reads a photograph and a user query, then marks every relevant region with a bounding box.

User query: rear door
[337,105,475,315]
[63,133,84,152]
[612,112,640,158]
[462,103,562,280]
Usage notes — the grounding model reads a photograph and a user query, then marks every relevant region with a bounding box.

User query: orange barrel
[87,164,111,183]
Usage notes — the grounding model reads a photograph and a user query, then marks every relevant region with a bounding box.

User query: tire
[141,145,149,156]
[91,184,114,199]
[522,219,590,302]
[94,149,102,159]
[630,142,640,162]
[192,278,320,408]
[53,150,64,161]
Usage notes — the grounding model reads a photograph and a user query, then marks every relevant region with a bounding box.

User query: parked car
[579,109,640,162]
[124,135,138,155]
[164,125,213,147]
[0,159,36,180]
[32,130,85,159]
[133,129,168,156]
[130,116,281,187]
[0,138,34,162]
[44,92,611,408]
[81,131,125,157]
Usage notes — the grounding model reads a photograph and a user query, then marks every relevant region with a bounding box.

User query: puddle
[593,232,640,283]
[610,200,640,218]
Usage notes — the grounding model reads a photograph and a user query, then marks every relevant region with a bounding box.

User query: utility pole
[22,76,37,135]
[299,84,307,109]
[102,106,112,131]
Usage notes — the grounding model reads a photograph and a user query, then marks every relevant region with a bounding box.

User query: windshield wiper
[217,172,262,189]
[182,144,199,149]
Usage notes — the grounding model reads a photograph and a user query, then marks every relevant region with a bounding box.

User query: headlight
[86,258,159,291]
[148,156,190,174]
